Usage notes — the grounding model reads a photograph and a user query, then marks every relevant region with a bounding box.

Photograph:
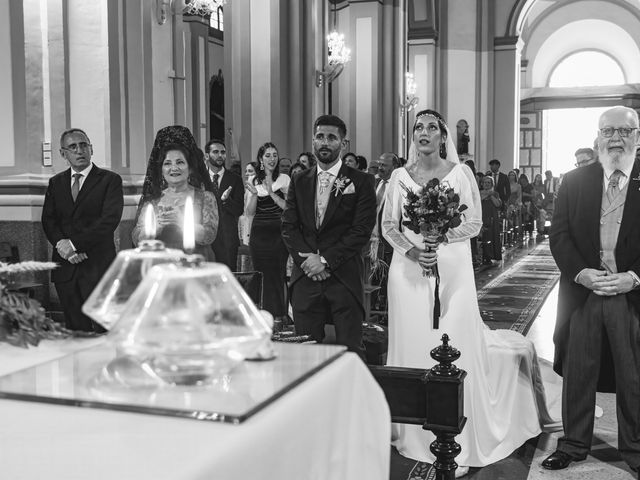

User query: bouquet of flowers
[400,178,467,328]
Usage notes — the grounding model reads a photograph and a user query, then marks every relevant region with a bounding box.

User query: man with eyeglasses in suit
[574,147,596,168]
[544,106,640,478]
[42,128,123,332]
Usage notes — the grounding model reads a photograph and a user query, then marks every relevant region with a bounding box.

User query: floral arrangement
[332,174,352,197]
[401,178,467,247]
[400,178,467,329]
[0,261,74,348]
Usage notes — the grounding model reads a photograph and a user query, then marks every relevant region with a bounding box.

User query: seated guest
[132,126,218,260]
[42,128,124,332]
[245,142,291,322]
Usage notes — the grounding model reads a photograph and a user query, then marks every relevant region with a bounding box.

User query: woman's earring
[439,142,447,159]
[161,177,168,189]
[260,162,265,171]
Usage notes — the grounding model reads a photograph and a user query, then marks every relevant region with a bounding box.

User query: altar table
[0,339,390,480]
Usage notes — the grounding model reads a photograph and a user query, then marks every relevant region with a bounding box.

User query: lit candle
[183,195,195,254]
[143,204,156,240]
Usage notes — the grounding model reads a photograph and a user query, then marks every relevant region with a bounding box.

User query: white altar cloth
[0,339,391,480]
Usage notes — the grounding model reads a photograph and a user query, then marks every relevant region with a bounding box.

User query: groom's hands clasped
[299,252,331,282]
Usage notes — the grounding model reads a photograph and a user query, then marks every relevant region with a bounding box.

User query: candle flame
[143,204,156,240]
[183,195,195,253]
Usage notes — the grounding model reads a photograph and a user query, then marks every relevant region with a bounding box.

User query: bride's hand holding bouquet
[401,178,467,328]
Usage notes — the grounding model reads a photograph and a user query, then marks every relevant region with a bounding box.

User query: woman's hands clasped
[407,235,439,269]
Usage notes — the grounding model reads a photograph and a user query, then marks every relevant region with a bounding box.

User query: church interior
[1,0,640,479]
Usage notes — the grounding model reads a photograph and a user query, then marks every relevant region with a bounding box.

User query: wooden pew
[369,334,466,480]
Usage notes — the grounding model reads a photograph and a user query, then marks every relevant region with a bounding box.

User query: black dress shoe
[541,450,579,470]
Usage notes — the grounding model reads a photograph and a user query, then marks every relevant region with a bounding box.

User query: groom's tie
[316,171,332,228]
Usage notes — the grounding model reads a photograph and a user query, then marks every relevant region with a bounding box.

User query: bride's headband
[415,111,449,130]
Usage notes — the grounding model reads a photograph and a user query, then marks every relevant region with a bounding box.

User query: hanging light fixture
[400,72,419,115]
[316,1,351,87]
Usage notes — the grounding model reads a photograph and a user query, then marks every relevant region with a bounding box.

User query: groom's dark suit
[42,164,123,331]
[550,159,640,465]
[282,162,376,357]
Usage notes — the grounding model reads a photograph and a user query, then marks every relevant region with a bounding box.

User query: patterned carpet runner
[477,241,560,334]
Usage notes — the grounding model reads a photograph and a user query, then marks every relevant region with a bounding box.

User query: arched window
[209,6,223,31]
[548,51,625,87]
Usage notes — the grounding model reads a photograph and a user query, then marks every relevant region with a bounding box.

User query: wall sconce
[400,72,419,115]
[156,0,225,25]
[316,31,351,87]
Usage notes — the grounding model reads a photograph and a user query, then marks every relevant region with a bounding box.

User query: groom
[282,114,376,359]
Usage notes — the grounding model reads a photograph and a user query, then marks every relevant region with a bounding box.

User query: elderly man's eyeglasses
[599,127,637,138]
[61,142,92,153]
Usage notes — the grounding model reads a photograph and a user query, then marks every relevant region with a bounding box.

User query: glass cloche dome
[107,262,272,385]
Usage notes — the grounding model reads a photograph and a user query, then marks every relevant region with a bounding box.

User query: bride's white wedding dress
[382,164,560,467]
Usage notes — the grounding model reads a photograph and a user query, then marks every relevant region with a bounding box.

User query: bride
[382,109,559,473]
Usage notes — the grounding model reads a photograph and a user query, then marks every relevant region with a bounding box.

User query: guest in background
[574,147,596,168]
[506,170,523,239]
[42,128,124,332]
[532,173,547,233]
[543,169,560,220]
[475,171,485,187]
[297,151,316,169]
[132,130,218,260]
[465,159,477,175]
[343,152,358,169]
[289,161,307,178]
[480,175,502,265]
[519,174,535,234]
[245,142,291,322]
[488,158,511,207]
[279,157,293,176]
[238,162,258,248]
[229,160,242,177]
[371,152,399,312]
[356,155,368,172]
[205,139,244,270]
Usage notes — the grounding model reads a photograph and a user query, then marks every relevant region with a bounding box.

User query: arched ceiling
[518,0,640,88]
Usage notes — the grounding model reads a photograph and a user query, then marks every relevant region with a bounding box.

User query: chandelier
[315,1,351,88]
[400,72,419,115]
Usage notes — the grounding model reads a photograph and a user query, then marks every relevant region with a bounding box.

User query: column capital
[494,36,524,52]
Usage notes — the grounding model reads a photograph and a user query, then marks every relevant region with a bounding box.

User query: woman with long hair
[382,109,558,475]
[245,142,290,321]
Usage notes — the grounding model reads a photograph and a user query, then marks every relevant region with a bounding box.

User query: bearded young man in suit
[42,128,123,332]
[205,139,244,270]
[282,115,376,359]
[544,106,640,477]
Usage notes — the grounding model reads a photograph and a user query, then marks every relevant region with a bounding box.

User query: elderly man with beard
[282,115,376,359]
[543,106,640,477]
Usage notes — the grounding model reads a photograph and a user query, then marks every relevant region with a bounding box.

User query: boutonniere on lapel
[332,175,353,197]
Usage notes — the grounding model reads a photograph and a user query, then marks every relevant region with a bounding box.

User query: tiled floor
[390,236,638,480]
